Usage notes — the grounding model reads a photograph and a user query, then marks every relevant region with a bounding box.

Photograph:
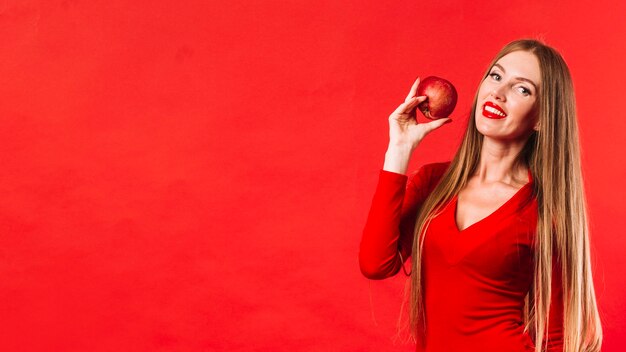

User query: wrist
[386,142,416,155]
[383,144,415,175]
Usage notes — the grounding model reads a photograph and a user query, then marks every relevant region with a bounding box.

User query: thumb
[423,117,453,133]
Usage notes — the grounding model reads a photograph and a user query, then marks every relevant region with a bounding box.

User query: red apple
[416,76,458,120]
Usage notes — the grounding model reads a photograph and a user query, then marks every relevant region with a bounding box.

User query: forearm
[359,170,408,279]
[383,144,414,175]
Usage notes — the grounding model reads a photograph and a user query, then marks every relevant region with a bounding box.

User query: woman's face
[475,50,541,142]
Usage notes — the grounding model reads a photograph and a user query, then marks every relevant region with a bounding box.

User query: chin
[475,124,534,144]
[475,117,508,140]
[474,113,494,135]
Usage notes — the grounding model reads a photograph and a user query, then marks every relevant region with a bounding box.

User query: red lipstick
[482,101,507,119]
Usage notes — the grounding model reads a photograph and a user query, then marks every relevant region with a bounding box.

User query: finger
[395,96,427,115]
[405,77,421,102]
[404,95,427,113]
[423,117,453,132]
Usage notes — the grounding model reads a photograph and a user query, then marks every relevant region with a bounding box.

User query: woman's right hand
[388,77,452,150]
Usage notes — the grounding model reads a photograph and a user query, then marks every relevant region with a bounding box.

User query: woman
[359,39,603,352]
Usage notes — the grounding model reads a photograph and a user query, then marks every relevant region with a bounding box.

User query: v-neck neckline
[452,168,533,233]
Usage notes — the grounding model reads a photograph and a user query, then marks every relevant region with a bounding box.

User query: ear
[533,121,540,131]
[533,113,541,131]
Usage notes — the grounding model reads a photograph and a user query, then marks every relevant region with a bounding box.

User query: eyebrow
[493,63,539,91]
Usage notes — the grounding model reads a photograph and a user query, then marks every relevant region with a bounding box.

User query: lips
[482,101,507,119]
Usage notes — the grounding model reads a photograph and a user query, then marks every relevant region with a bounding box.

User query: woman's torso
[417,163,537,352]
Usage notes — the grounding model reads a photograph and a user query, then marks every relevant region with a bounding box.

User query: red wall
[1,0,624,351]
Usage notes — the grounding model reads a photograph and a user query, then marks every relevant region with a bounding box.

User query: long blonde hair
[404,39,603,352]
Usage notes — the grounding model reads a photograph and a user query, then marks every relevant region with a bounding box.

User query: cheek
[510,97,536,118]
[477,81,490,97]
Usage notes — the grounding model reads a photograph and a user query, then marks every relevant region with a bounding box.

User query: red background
[1,0,624,351]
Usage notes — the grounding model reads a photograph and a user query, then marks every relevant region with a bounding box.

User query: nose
[490,86,506,101]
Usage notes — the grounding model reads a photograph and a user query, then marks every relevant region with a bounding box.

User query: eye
[517,86,531,96]
[489,72,501,81]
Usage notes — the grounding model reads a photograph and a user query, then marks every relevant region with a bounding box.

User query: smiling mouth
[482,103,507,119]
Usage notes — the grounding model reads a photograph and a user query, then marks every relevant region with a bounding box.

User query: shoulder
[408,161,451,189]
[410,161,451,180]
[422,161,451,175]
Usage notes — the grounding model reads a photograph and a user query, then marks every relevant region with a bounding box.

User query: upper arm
[359,162,448,279]
[396,166,438,265]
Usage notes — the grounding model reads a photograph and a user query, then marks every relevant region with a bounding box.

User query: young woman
[359,39,603,352]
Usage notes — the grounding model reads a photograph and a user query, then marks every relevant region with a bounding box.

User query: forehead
[494,50,541,85]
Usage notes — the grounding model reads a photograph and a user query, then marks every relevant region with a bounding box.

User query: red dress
[359,162,564,352]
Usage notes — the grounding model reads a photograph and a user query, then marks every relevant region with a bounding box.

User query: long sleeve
[359,163,448,280]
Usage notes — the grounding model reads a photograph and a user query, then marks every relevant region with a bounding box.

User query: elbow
[358,254,395,280]
[359,263,383,280]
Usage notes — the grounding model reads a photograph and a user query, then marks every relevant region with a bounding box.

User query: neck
[475,137,529,185]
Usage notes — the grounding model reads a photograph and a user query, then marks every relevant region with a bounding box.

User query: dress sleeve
[546,254,564,352]
[358,165,437,280]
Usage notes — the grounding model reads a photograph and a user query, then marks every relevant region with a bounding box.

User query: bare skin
[456,50,541,231]
[383,51,540,231]
[456,137,532,231]
[383,77,452,175]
